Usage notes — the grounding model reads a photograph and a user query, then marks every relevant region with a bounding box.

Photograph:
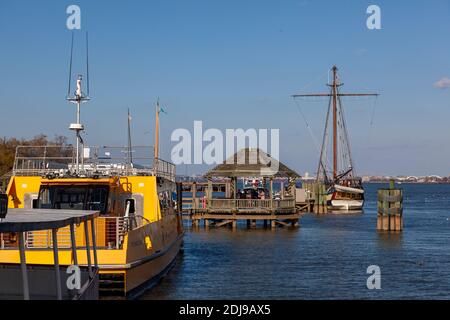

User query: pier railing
[191,198,296,214]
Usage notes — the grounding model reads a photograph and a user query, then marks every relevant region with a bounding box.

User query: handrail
[1,216,135,250]
[12,145,176,180]
[194,198,296,210]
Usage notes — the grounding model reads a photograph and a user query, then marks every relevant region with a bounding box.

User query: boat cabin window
[37,185,109,214]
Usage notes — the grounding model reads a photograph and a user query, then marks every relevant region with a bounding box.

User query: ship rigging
[293,66,378,210]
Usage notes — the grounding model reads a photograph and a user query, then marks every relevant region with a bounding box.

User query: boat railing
[0,216,134,250]
[12,145,176,181]
[153,158,176,181]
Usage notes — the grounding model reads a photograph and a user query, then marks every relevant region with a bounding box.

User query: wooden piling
[377,180,403,232]
[309,181,328,214]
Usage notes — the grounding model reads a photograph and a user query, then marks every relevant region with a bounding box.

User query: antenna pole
[127,108,133,167]
[154,99,160,160]
[66,34,91,176]
[67,33,74,97]
[68,75,89,175]
[86,32,90,97]
[76,100,81,173]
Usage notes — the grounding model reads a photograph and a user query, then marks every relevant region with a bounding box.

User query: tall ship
[0,35,183,298]
[293,66,378,211]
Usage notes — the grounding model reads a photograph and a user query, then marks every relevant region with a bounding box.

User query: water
[142,183,450,299]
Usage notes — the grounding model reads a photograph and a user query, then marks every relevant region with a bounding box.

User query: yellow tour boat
[0,54,183,298]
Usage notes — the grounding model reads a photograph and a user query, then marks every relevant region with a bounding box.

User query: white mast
[66,32,90,175]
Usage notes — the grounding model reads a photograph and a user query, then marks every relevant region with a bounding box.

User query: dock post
[192,182,197,214]
[314,182,319,213]
[176,182,183,214]
[18,232,30,300]
[225,180,231,198]
[271,219,276,229]
[232,219,237,230]
[377,180,403,232]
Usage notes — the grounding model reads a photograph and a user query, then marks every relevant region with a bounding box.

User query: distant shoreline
[363,181,450,184]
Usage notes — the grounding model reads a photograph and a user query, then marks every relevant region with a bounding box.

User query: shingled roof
[204,148,300,178]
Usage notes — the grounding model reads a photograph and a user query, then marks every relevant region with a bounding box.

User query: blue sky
[0,0,449,176]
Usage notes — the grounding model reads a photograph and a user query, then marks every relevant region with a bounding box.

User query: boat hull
[98,233,184,299]
[326,184,364,210]
[327,199,364,210]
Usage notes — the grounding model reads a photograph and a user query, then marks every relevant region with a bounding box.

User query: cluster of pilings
[377,180,403,232]
[297,182,328,214]
[189,216,300,230]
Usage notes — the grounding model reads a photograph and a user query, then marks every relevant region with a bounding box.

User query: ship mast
[66,32,90,175]
[331,66,339,179]
[292,65,378,181]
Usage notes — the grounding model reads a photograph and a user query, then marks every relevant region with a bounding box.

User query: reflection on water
[141,184,450,300]
[377,232,404,249]
[326,209,364,215]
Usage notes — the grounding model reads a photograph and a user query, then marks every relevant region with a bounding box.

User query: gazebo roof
[204,148,300,178]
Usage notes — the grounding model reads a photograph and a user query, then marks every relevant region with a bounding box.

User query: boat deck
[0,208,100,300]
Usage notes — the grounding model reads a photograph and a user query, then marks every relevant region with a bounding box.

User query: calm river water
[142,183,450,299]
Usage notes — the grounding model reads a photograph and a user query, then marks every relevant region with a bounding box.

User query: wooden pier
[181,148,302,229]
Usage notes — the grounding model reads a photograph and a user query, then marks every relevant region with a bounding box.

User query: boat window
[37,185,109,214]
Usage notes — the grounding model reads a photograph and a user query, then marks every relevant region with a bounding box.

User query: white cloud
[433,77,450,89]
